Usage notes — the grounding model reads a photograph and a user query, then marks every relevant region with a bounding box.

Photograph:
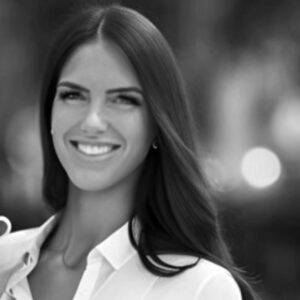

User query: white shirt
[0,216,242,300]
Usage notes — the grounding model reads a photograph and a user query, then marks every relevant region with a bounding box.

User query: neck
[47,180,136,268]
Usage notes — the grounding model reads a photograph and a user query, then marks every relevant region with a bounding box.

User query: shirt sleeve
[195,271,242,300]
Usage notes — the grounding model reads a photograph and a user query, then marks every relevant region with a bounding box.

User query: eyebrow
[107,87,143,95]
[57,81,143,95]
[57,81,89,93]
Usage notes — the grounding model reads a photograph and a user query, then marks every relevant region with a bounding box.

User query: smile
[70,141,121,157]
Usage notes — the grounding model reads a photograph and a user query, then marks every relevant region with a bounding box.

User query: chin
[68,172,112,192]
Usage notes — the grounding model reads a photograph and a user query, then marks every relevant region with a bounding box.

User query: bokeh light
[241,147,281,188]
[0,216,11,236]
[271,98,300,160]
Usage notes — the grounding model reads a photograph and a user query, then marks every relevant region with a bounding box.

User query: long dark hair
[40,4,257,299]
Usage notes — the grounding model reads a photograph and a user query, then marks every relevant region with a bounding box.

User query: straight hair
[40,4,258,299]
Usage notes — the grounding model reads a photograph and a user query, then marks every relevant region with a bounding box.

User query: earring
[152,140,159,150]
[51,129,54,135]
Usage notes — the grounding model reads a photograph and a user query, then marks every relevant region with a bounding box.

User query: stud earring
[152,140,159,150]
[51,129,54,135]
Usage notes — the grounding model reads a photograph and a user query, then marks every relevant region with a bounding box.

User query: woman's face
[51,38,156,192]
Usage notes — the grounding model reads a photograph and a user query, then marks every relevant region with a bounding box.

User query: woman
[0,4,257,299]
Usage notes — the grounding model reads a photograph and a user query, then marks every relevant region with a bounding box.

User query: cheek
[119,112,156,149]
[51,106,78,135]
[51,107,75,157]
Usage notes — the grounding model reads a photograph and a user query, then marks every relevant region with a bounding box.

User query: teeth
[77,143,113,155]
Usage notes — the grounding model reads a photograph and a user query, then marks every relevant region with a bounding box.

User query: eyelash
[112,95,140,106]
[57,91,83,101]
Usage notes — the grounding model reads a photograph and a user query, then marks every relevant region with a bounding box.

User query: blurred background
[0,0,299,298]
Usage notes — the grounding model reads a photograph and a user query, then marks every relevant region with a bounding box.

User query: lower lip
[69,142,121,162]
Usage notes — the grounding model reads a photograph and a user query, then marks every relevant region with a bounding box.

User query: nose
[80,110,108,134]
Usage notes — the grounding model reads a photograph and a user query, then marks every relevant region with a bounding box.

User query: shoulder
[150,257,242,300]
[181,259,242,300]
[190,259,242,299]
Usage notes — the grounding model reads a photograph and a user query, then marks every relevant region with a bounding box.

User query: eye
[110,94,140,106]
[57,90,85,102]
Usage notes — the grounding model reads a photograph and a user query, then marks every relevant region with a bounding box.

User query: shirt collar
[0,214,57,263]
[4,214,136,272]
[32,214,58,251]
[30,215,136,271]
[0,214,58,291]
[96,222,136,270]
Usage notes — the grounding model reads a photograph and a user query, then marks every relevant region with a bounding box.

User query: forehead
[59,38,141,89]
